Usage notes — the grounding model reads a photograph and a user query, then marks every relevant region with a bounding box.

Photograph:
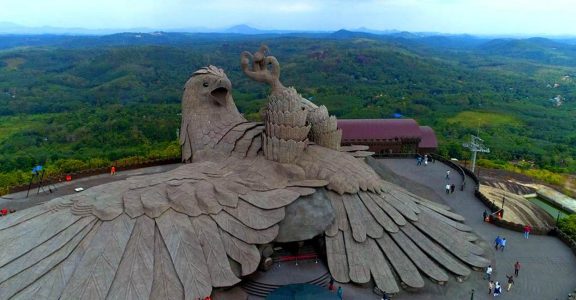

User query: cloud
[0,0,574,34]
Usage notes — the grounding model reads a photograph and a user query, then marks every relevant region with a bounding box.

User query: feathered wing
[310,147,490,293]
[0,153,323,300]
[0,125,490,299]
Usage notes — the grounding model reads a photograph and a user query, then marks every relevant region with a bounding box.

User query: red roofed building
[337,119,438,155]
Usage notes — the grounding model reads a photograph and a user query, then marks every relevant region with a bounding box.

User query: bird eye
[203,82,209,87]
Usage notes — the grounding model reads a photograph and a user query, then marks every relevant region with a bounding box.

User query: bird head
[180,66,246,162]
[182,65,238,113]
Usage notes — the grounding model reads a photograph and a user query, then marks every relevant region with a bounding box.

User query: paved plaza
[374,158,576,300]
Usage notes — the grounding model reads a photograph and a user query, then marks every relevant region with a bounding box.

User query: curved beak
[210,86,229,106]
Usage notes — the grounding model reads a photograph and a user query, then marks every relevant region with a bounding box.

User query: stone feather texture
[0,56,489,299]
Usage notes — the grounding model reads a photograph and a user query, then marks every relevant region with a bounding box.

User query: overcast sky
[1,0,575,35]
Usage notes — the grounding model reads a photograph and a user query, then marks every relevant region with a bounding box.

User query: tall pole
[471,150,478,172]
[36,169,46,194]
[26,173,36,198]
[463,135,490,174]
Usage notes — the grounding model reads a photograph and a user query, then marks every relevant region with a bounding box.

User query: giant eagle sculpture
[0,47,488,299]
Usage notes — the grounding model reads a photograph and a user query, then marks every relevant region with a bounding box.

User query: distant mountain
[415,35,488,49]
[223,24,319,35]
[354,27,400,35]
[557,38,576,45]
[478,37,576,65]
[0,22,155,35]
[329,29,379,39]
[224,24,263,34]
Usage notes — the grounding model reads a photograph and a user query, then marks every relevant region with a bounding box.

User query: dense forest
[0,31,575,191]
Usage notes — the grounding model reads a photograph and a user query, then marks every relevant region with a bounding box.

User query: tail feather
[325,188,487,291]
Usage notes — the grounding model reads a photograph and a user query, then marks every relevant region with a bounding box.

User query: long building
[337,119,438,155]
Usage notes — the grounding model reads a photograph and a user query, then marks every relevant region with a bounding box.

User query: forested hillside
[1,32,575,191]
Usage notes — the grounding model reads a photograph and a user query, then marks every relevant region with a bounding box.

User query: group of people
[329,276,391,299]
[444,169,457,194]
[416,154,433,166]
[494,235,507,251]
[486,261,521,296]
[445,183,456,194]
[0,207,15,216]
[327,278,344,299]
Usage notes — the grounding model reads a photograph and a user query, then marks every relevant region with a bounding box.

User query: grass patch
[0,115,53,144]
[478,158,568,187]
[3,57,25,70]
[447,111,523,128]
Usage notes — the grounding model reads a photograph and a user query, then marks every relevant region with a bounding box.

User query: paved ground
[375,158,576,300]
[0,164,180,211]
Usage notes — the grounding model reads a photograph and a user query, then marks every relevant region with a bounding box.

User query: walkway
[0,164,180,211]
[374,158,576,300]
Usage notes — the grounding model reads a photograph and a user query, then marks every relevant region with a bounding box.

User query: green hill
[0,33,575,191]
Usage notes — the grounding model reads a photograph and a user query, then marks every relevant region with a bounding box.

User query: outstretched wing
[297,145,488,292]
[0,156,323,300]
[324,181,489,293]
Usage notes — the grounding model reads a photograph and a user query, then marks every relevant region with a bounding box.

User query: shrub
[558,214,576,241]
[53,159,88,173]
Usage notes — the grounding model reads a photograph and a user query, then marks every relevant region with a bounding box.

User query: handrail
[376,153,576,269]
[1,157,180,197]
[376,152,468,191]
[429,153,467,191]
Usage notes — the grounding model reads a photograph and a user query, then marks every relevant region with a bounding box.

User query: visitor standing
[337,286,343,299]
[494,281,501,296]
[494,236,501,250]
[506,274,514,291]
[514,261,521,277]
[483,210,488,222]
[484,265,492,280]
[500,238,507,251]
[488,280,494,295]
[450,184,455,193]
[445,184,451,194]
[523,225,532,239]
[328,277,335,291]
[110,166,116,175]
[445,170,450,180]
